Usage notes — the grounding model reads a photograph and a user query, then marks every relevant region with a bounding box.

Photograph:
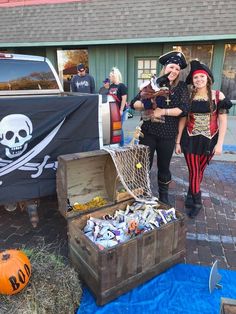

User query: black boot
[185,189,193,208]
[188,191,202,218]
[158,181,170,205]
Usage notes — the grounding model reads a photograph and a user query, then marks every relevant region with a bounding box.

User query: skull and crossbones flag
[0,94,101,203]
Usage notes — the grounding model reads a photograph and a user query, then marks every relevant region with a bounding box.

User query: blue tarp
[77,263,236,314]
[223,144,236,152]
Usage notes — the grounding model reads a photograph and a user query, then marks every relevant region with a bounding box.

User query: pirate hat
[159,51,187,69]
[186,59,214,84]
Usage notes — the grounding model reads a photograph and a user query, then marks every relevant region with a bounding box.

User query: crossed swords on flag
[0,119,65,185]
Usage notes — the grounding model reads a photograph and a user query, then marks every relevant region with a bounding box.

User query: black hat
[185,60,214,85]
[77,63,85,71]
[159,51,187,69]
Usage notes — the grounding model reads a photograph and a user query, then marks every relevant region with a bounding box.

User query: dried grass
[0,245,82,314]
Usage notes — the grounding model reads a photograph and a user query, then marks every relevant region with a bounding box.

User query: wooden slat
[221,298,236,314]
[115,239,138,282]
[68,219,99,275]
[158,222,175,261]
[69,245,100,299]
[141,232,156,271]
[104,155,117,201]
[99,249,118,292]
[56,158,68,217]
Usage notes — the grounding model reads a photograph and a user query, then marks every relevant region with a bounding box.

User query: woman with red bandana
[176,60,232,218]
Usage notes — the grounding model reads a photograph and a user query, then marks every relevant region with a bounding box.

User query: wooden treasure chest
[56,147,186,305]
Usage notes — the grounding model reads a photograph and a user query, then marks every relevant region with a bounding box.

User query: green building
[0,0,236,114]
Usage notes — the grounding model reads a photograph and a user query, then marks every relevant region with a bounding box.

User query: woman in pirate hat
[131,50,190,205]
[175,60,232,218]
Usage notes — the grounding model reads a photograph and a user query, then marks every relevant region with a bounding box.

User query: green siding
[45,47,58,71]
[89,45,127,93]
[89,44,163,99]
[211,42,225,90]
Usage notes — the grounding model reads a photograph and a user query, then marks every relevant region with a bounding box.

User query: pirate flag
[0,94,101,203]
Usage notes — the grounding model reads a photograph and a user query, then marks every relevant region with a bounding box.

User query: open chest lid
[57,149,133,218]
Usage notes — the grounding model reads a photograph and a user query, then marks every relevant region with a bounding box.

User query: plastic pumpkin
[0,249,31,295]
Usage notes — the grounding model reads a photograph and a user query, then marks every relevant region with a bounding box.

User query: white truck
[0,53,122,224]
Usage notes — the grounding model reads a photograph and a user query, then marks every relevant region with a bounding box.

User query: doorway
[57,49,88,91]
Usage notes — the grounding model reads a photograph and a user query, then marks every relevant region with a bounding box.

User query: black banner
[0,94,100,203]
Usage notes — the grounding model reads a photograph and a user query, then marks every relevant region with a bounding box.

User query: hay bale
[0,246,82,314]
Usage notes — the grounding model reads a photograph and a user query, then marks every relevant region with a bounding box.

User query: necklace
[193,94,208,101]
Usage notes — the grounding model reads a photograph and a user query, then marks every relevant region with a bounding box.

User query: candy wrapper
[83,202,177,250]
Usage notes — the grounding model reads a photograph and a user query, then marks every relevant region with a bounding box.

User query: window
[57,49,88,92]
[221,44,236,100]
[171,45,213,80]
[0,59,58,91]
[137,58,157,89]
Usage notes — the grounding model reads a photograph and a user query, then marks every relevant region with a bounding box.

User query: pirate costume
[132,51,189,205]
[181,60,232,218]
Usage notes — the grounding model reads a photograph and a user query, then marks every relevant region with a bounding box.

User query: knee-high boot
[185,188,193,208]
[158,181,170,205]
[188,191,202,218]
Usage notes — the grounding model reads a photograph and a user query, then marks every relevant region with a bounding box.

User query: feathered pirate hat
[185,59,214,84]
[159,51,187,69]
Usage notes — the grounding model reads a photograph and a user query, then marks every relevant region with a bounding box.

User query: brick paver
[167,156,236,271]
[0,157,235,271]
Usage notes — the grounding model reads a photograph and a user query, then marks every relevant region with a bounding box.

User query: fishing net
[104,145,156,203]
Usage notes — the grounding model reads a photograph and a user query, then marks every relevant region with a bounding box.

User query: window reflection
[0,60,58,90]
[172,45,213,81]
[221,44,236,100]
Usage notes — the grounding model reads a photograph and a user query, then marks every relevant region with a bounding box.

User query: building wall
[89,45,127,93]
[9,41,236,115]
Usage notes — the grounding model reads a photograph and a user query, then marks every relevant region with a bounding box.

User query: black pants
[140,132,175,183]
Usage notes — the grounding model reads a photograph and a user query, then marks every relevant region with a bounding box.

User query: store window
[171,45,214,80]
[137,58,157,89]
[221,44,236,100]
[57,49,88,91]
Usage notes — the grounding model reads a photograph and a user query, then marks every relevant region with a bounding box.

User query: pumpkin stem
[2,253,10,260]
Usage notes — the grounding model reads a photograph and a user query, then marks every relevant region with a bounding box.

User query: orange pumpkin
[0,249,31,295]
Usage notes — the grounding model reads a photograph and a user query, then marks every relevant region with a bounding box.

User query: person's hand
[153,107,164,119]
[214,143,223,155]
[175,143,182,155]
[120,109,123,117]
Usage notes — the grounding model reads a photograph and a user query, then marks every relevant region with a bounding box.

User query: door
[136,58,158,90]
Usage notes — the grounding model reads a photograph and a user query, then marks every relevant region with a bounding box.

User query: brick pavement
[0,156,235,270]
[162,156,236,270]
[0,196,68,257]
